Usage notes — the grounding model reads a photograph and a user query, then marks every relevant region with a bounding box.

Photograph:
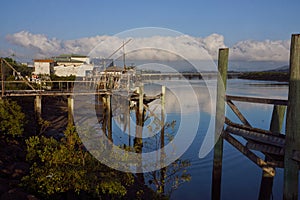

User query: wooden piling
[107,94,112,141]
[284,34,300,200]
[134,85,144,150]
[259,105,286,200]
[161,86,165,149]
[212,48,229,200]
[34,95,42,119]
[135,85,144,182]
[160,86,166,194]
[67,95,74,125]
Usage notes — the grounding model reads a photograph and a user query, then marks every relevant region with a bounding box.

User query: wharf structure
[212,34,300,200]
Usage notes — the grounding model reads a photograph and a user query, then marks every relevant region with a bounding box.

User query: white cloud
[230,39,290,61]
[5,31,290,62]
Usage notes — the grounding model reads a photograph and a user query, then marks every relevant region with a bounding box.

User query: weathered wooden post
[259,105,285,200]
[67,95,74,125]
[34,95,42,120]
[211,48,229,200]
[160,85,166,194]
[134,84,144,182]
[284,34,300,200]
[161,85,165,148]
[107,94,112,141]
[134,85,144,150]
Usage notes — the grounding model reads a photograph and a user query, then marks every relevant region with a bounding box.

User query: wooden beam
[225,117,285,137]
[226,95,288,106]
[2,58,36,91]
[226,126,285,147]
[222,131,275,176]
[227,100,252,127]
[284,34,300,200]
[247,141,284,156]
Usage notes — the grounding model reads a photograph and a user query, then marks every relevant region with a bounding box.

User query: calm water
[75,78,292,199]
[168,79,289,200]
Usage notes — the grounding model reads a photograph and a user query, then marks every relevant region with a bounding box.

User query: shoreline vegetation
[0,96,189,200]
[235,71,289,82]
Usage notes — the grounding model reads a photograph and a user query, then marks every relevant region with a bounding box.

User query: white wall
[53,64,94,77]
[34,62,51,75]
[71,56,90,64]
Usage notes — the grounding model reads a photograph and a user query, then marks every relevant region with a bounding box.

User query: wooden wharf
[212,34,300,200]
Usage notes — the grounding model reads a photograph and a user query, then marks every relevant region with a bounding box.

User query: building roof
[34,59,54,63]
[55,54,88,58]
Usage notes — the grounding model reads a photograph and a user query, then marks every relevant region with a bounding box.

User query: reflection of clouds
[229,101,273,112]
[146,80,214,115]
[145,79,288,115]
[226,79,288,111]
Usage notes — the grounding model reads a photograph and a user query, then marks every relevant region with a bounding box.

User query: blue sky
[1,0,299,42]
[0,0,299,65]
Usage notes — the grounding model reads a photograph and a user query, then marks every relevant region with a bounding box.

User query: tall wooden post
[35,95,42,120]
[284,34,300,200]
[134,85,144,183]
[102,96,107,136]
[107,94,112,141]
[211,48,229,200]
[134,85,144,151]
[68,95,74,125]
[161,86,165,148]
[160,85,166,194]
[259,105,285,200]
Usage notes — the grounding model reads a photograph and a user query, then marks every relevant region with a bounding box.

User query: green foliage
[3,57,33,77]
[50,74,76,81]
[0,99,25,137]
[238,71,289,82]
[22,125,134,198]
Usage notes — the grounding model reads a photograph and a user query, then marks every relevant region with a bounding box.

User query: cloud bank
[5,31,290,62]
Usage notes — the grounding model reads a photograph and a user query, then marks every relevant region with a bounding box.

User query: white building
[33,55,93,77]
[53,64,94,77]
[33,59,54,75]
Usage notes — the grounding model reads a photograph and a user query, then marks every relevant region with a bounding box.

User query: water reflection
[76,78,291,199]
[94,86,193,197]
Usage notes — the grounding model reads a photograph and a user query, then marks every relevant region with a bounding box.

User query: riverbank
[237,71,289,82]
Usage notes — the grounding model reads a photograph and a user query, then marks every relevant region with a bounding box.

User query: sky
[0,0,299,69]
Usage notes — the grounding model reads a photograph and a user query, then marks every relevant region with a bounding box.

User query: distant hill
[267,65,289,72]
[236,65,290,82]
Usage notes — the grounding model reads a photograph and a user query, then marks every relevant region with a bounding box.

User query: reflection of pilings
[259,105,285,200]
[284,34,300,199]
[134,85,144,152]
[212,48,228,200]
[107,94,112,141]
[135,85,144,183]
[127,96,131,147]
[102,94,112,141]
